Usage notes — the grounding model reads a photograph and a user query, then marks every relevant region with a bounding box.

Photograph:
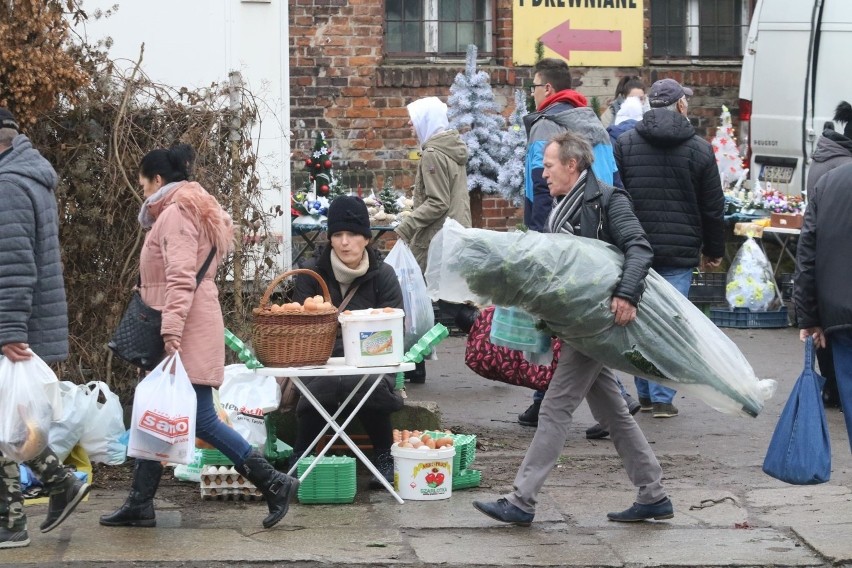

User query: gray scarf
[138,181,183,229]
[330,249,369,296]
[546,170,587,235]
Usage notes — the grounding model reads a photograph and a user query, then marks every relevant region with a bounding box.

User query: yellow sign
[513,0,644,67]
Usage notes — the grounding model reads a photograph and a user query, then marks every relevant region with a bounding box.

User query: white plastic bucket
[338,308,405,367]
[391,444,455,501]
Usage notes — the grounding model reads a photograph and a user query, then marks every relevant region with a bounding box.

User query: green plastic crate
[297,456,356,504]
[424,431,476,473]
[199,448,233,467]
[452,468,482,490]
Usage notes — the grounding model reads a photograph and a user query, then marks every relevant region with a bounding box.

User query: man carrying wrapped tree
[473,131,674,525]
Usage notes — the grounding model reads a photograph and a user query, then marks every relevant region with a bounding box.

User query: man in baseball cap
[647,78,693,108]
[614,76,725,421]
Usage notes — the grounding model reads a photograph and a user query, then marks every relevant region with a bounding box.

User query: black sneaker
[40,476,91,533]
[623,393,642,415]
[518,401,541,427]
[0,527,30,549]
[585,424,610,439]
[639,397,653,411]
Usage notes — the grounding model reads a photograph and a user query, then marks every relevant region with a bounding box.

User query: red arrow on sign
[539,20,622,60]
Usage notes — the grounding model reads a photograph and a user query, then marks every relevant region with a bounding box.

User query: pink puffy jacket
[140,181,234,386]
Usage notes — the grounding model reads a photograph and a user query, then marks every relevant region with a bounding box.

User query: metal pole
[229,70,244,314]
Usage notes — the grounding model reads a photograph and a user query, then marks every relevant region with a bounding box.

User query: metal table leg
[287,374,404,504]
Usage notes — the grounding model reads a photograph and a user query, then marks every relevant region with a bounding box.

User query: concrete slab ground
[4,327,852,567]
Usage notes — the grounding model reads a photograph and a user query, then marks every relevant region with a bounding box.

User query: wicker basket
[252,269,338,367]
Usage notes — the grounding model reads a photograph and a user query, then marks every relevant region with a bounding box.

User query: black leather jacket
[576,173,653,306]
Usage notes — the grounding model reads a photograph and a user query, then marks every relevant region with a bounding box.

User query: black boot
[405,361,426,384]
[454,305,481,335]
[369,450,395,490]
[235,450,300,529]
[99,460,163,527]
[518,400,541,427]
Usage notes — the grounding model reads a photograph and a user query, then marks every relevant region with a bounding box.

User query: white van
[738,0,852,195]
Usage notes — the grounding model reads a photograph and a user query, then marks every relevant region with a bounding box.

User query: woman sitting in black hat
[292,195,404,487]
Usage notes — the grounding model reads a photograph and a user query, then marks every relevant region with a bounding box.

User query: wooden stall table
[256,358,414,504]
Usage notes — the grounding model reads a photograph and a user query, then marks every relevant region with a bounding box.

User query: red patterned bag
[464,306,562,391]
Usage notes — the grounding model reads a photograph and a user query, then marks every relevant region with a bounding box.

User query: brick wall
[289,0,744,232]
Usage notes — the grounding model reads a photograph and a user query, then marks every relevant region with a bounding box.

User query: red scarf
[538,89,588,112]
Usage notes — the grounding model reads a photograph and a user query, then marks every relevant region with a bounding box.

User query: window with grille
[385,0,494,58]
[651,0,750,58]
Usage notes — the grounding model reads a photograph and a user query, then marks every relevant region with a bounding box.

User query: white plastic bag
[0,354,60,462]
[219,364,280,447]
[128,353,197,465]
[48,381,92,462]
[725,237,781,310]
[385,239,435,349]
[78,381,127,465]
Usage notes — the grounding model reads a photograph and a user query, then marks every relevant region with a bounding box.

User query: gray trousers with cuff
[506,344,666,514]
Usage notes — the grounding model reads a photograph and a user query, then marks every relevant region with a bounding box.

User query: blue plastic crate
[710,307,789,329]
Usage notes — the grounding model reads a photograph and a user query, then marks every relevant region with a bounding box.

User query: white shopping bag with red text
[219,364,281,447]
[128,353,197,465]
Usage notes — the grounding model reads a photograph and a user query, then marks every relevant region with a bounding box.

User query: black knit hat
[327,195,371,239]
[0,108,19,131]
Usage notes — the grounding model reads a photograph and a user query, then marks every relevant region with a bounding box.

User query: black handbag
[109,248,216,370]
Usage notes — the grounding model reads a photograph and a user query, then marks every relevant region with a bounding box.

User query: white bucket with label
[391,444,455,501]
[338,308,405,367]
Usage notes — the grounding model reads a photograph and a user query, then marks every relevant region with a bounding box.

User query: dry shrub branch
[6,8,284,403]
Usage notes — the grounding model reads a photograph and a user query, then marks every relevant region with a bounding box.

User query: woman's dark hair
[139,143,196,183]
[614,75,644,98]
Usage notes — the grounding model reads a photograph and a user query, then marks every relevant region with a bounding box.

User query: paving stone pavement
[4,328,851,567]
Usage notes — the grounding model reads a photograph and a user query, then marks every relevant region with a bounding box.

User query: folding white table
[256,358,413,504]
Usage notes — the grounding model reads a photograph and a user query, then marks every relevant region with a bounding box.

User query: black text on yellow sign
[513,0,643,66]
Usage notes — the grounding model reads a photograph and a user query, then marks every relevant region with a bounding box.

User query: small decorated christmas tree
[448,44,506,194]
[711,106,748,190]
[305,132,334,197]
[378,177,400,215]
[497,88,528,206]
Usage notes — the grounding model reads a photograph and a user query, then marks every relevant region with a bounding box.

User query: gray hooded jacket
[0,134,68,363]
[806,129,852,195]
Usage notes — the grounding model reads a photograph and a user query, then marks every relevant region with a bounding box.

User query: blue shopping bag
[762,337,831,484]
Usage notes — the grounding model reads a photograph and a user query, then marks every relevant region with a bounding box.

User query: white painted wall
[76,0,292,269]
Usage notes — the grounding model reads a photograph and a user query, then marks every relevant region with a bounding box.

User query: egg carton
[199,465,263,501]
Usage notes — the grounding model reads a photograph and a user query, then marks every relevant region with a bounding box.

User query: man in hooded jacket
[803,101,852,408]
[395,97,474,382]
[396,96,471,272]
[0,108,90,548]
[614,79,725,419]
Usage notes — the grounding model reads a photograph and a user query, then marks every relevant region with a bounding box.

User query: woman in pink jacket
[100,144,299,530]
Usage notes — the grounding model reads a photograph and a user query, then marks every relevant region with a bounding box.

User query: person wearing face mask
[614,78,725,419]
[395,97,478,378]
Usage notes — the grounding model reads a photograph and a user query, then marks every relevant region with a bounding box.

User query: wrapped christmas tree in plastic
[725,238,781,310]
[426,219,777,417]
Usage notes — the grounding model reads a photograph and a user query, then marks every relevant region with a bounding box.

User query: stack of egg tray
[199,449,234,467]
[200,465,263,501]
[452,468,482,490]
[423,431,477,473]
[296,456,356,504]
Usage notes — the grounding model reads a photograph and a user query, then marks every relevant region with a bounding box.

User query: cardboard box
[770,212,803,229]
